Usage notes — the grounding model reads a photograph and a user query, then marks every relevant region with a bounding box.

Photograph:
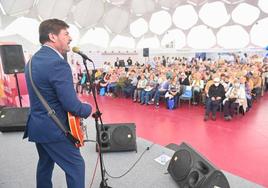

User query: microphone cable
[102,143,155,179]
[89,141,100,188]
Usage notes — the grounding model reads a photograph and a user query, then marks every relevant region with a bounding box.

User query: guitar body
[67,112,84,147]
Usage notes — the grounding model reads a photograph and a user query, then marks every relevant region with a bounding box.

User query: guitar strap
[28,58,80,145]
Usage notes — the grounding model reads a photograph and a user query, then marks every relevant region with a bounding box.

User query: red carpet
[81,93,268,187]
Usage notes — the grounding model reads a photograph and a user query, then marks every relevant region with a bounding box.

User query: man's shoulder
[36,46,64,60]
[34,48,65,64]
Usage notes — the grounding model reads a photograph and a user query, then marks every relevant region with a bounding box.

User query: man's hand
[211,97,216,101]
[216,96,221,100]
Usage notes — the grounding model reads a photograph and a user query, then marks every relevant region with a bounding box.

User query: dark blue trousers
[35,139,85,188]
[205,98,221,116]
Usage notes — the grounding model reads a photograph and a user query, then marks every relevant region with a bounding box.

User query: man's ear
[48,33,56,43]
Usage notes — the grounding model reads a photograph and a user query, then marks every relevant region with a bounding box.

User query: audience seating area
[72,54,268,122]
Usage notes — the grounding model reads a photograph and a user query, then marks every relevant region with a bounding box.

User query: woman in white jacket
[191,73,204,105]
[223,79,247,121]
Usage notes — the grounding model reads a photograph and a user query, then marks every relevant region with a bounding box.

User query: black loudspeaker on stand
[143,48,149,57]
[168,142,230,188]
[0,44,26,107]
[97,123,137,153]
[0,44,25,74]
[0,45,29,132]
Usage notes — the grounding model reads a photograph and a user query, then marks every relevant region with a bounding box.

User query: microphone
[72,47,93,62]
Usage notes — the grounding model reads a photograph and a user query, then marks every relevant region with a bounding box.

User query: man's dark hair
[39,19,69,45]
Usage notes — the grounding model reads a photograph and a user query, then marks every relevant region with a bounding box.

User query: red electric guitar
[67,112,86,148]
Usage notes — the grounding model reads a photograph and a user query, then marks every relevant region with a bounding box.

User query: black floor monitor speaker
[143,48,149,57]
[97,123,137,153]
[0,107,29,132]
[167,142,230,188]
[0,44,25,74]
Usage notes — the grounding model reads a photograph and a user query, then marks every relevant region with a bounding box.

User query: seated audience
[154,74,169,107]
[141,74,157,105]
[179,72,190,86]
[252,72,262,99]
[133,74,147,102]
[165,76,181,109]
[191,73,204,105]
[223,79,247,120]
[123,70,137,98]
[71,53,266,119]
[204,77,225,121]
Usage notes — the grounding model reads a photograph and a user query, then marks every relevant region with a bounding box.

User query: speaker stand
[81,58,112,188]
[14,72,22,107]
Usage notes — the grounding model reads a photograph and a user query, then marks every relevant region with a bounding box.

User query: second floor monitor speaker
[168,142,230,188]
[0,44,25,74]
[97,123,137,153]
[143,48,149,57]
[0,107,29,132]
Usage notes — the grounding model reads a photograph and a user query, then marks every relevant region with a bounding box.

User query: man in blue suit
[23,19,92,188]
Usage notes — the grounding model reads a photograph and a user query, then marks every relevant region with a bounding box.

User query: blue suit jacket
[24,46,92,143]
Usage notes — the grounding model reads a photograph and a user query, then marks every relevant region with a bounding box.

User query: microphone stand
[81,57,112,188]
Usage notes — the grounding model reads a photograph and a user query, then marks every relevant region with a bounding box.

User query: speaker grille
[143,48,149,57]
[112,126,133,147]
[170,150,192,181]
[167,142,230,188]
[188,171,199,187]
[97,123,137,152]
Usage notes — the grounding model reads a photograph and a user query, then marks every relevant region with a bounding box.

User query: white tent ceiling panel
[103,7,129,34]
[110,35,135,48]
[0,0,267,50]
[0,15,16,29]
[173,5,198,30]
[0,27,16,36]
[187,0,208,6]
[0,34,39,52]
[37,0,73,20]
[250,17,268,47]
[161,29,186,49]
[224,0,246,4]
[131,0,155,15]
[149,10,172,35]
[1,0,34,16]
[258,0,268,14]
[68,24,80,46]
[107,0,127,6]
[130,18,148,38]
[187,25,216,49]
[217,25,249,48]
[5,17,40,45]
[199,1,230,28]
[79,27,109,48]
[232,3,260,26]
[159,0,182,9]
[73,0,104,28]
[137,36,160,49]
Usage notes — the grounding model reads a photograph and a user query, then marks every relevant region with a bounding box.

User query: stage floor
[2,92,268,187]
[0,119,264,188]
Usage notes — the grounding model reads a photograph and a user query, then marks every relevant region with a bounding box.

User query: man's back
[24,46,91,143]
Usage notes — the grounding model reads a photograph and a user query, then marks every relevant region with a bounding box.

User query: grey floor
[0,118,264,188]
